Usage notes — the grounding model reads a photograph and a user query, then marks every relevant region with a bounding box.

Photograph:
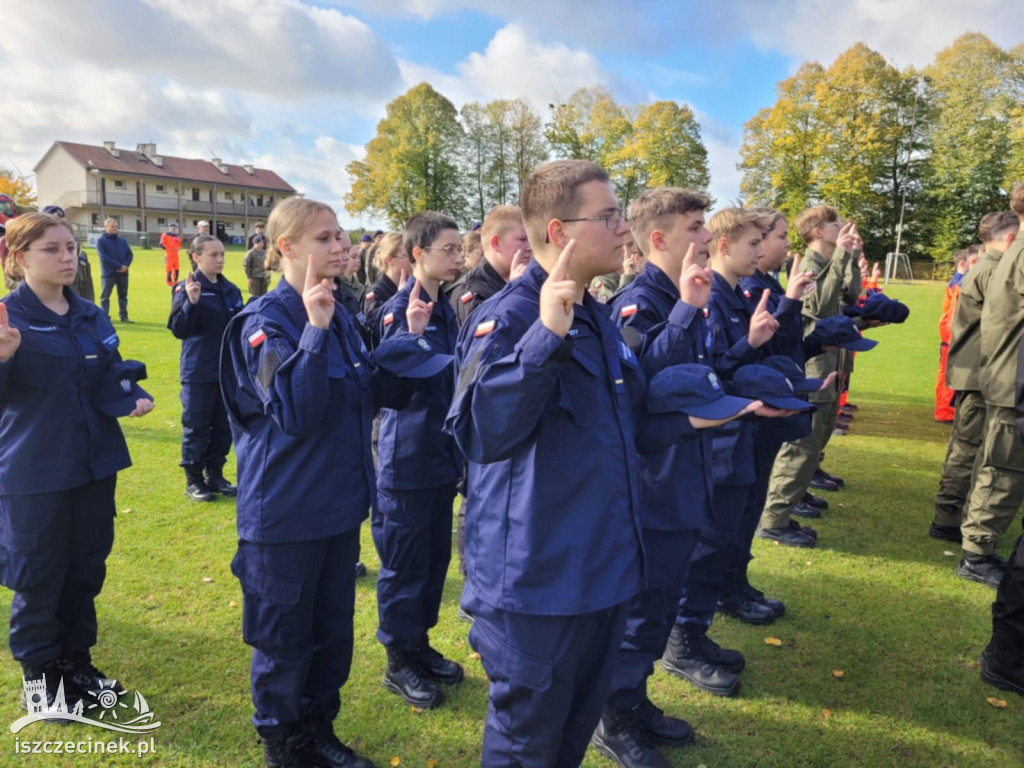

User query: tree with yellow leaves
[0,169,36,211]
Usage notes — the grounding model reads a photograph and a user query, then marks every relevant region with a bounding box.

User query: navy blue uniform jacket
[168,271,244,383]
[96,232,133,278]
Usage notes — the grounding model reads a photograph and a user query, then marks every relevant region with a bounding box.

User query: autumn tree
[346,83,466,227]
[0,169,37,210]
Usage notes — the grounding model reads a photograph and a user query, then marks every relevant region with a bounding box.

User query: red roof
[43,141,296,193]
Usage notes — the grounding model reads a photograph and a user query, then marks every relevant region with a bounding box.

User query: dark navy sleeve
[125,243,134,268]
[768,295,805,362]
[96,237,116,273]
[167,285,200,339]
[447,314,573,464]
[234,313,331,438]
[608,295,663,352]
[707,297,758,379]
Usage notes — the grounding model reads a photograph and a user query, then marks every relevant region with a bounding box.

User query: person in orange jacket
[160,223,182,287]
[935,246,979,423]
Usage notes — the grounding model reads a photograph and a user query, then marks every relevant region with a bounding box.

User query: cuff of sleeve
[732,337,756,360]
[775,296,802,316]
[516,318,573,367]
[299,323,330,354]
[668,301,701,329]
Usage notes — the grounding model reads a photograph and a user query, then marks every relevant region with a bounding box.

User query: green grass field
[0,250,1021,767]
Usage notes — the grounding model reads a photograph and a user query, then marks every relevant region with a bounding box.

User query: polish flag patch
[620,304,638,318]
[383,312,395,326]
[248,329,267,348]
[460,291,475,304]
[743,289,751,298]
[174,284,182,293]
[474,319,497,337]
[365,291,375,301]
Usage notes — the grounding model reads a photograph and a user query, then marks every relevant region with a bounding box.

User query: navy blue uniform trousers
[232,530,359,738]
[180,382,232,470]
[0,476,116,664]
[607,528,696,710]
[464,593,629,768]
[372,483,457,650]
[677,482,750,630]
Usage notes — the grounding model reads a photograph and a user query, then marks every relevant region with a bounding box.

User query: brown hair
[749,206,787,233]
[264,197,337,272]
[1011,184,1024,217]
[373,232,404,272]
[521,160,610,246]
[189,234,221,257]
[794,204,840,244]
[627,187,710,256]
[983,210,1020,245]
[462,230,482,254]
[707,207,762,244]
[4,213,75,282]
[480,205,524,247]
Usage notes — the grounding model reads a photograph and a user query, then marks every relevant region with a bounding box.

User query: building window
[113,180,125,189]
[224,191,233,201]
[155,184,166,193]
[157,217,166,225]
[91,213,100,226]
[192,188,200,201]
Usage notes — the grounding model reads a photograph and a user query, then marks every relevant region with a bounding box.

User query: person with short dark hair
[96,218,133,323]
[246,223,265,250]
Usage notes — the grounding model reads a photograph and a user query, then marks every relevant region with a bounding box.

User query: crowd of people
[0,158,1021,768]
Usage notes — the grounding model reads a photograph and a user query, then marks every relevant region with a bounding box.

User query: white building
[34,141,297,243]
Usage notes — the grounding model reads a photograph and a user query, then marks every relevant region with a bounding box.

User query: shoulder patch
[248,328,267,348]
[474,319,497,337]
[460,291,475,304]
[743,289,751,298]
[383,312,395,326]
[365,291,375,301]
[620,304,638,318]
[101,333,119,350]
[174,284,182,293]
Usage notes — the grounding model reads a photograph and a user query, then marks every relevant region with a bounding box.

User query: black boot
[956,553,1005,588]
[980,629,1024,696]
[382,647,443,709]
[204,465,238,497]
[417,638,464,684]
[716,591,775,625]
[306,717,376,768]
[734,567,786,618]
[262,729,316,768]
[636,696,694,746]
[591,704,671,768]
[354,562,368,578]
[185,465,215,502]
[59,650,123,697]
[661,626,740,697]
[19,659,80,721]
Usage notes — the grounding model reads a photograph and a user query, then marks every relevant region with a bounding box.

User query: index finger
[305,254,318,291]
[411,277,421,299]
[755,287,771,313]
[510,249,524,270]
[549,239,576,281]
[0,304,8,328]
[789,251,801,275]
[400,268,408,286]
[681,242,696,269]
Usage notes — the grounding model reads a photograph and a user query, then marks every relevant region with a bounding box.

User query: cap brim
[96,384,152,418]
[399,353,454,379]
[790,377,824,393]
[840,336,878,351]
[759,395,816,412]
[683,394,756,420]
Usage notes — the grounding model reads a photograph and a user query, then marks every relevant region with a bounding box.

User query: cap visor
[789,377,824,393]
[684,394,756,420]
[840,337,878,351]
[96,384,152,418]
[400,353,454,379]
[759,395,815,412]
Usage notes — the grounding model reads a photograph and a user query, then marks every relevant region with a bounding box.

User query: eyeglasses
[546,210,628,242]
[28,244,77,257]
[423,244,464,257]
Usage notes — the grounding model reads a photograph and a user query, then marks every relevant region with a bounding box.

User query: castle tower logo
[10,674,161,735]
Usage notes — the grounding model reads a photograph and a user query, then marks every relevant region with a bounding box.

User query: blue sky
[3,0,1022,229]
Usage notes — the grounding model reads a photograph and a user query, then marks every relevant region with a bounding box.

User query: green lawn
[0,252,1020,767]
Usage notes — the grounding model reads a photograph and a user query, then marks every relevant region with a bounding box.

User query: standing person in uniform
[0,212,154,712]
[362,233,408,333]
[220,197,439,768]
[96,218,133,324]
[373,212,465,710]
[964,193,1024,587]
[244,235,272,299]
[598,188,760,768]
[168,235,244,502]
[161,223,182,287]
[931,211,1019,553]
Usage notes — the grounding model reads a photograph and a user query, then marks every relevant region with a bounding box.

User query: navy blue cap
[360,234,373,243]
[759,355,824,393]
[42,205,66,218]
[809,315,878,351]
[731,364,816,412]
[94,360,153,417]
[375,335,453,379]
[373,230,384,238]
[855,294,909,324]
[647,363,757,420]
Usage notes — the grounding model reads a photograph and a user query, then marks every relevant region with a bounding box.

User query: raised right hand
[747,289,779,348]
[509,249,528,281]
[540,239,577,338]
[185,271,201,304]
[0,304,21,362]
[303,255,335,330]
[836,221,857,251]
[678,243,712,308]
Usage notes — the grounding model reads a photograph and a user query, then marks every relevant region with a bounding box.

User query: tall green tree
[507,98,548,201]
[346,83,466,227]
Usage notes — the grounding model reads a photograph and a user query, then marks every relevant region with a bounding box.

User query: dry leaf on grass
[832,669,844,679]
[822,708,832,720]
[229,600,239,608]
[764,637,783,647]
[391,758,401,767]
[986,697,1007,708]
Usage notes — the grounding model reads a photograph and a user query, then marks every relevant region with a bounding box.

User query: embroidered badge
[101,333,119,350]
[620,304,638,318]
[120,378,132,394]
[417,337,431,351]
[743,289,751,298]
[365,291,375,301]
[708,372,721,391]
[383,313,395,326]
[248,329,267,348]
[474,319,496,337]
[460,291,474,304]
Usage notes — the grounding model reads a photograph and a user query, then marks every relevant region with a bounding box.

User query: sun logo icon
[87,681,128,720]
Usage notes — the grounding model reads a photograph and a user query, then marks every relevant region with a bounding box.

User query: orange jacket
[938,273,964,345]
[160,232,181,256]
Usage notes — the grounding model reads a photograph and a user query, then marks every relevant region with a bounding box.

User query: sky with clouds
[3,0,1022,229]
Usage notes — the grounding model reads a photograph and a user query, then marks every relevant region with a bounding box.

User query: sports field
[0,251,1020,767]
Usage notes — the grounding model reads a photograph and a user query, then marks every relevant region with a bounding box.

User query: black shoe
[592,705,672,768]
[832,425,849,436]
[803,492,829,510]
[456,607,475,623]
[740,582,786,618]
[204,467,238,497]
[787,519,818,540]
[929,523,962,544]
[418,640,464,684]
[263,729,317,768]
[817,468,845,487]
[306,718,376,768]
[716,593,775,625]
[382,648,443,708]
[691,630,745,673]
[842,402,859,411]
[185,467,215,501]
[59,650,123,698]
[809,475,840,492]
[119,317,134,324]
[956,553,1005,588]
[354,562,368,578]
[792,501,822,519]
[757,525,815,548]
[980,645,1024,696]
[636,697,693,746]
[661,627,740,696]
[19,660,79,722]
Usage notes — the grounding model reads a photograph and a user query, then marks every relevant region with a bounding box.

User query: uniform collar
[375,273,397,292]
[272,276,309,327]
[11,282,80,323]
[193,270,221,289]
[521,258,548,294]
[639,261,680,301]
[476,256,507,289]
[402,276,456,322]
[711,270,750,309]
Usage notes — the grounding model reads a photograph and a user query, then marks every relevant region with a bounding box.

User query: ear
[1008,231,1018,246]
[277,235,294,259]
[547,219,569,248]
[411,246,422,264]
[717,236,731,256]
[489,234,500,251]
[650,229,666,253]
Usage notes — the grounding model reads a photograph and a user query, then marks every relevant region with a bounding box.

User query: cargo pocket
[469,618,552,692]
[0,525,40,592]
[231,548,304,657]
[13,335,68,389]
